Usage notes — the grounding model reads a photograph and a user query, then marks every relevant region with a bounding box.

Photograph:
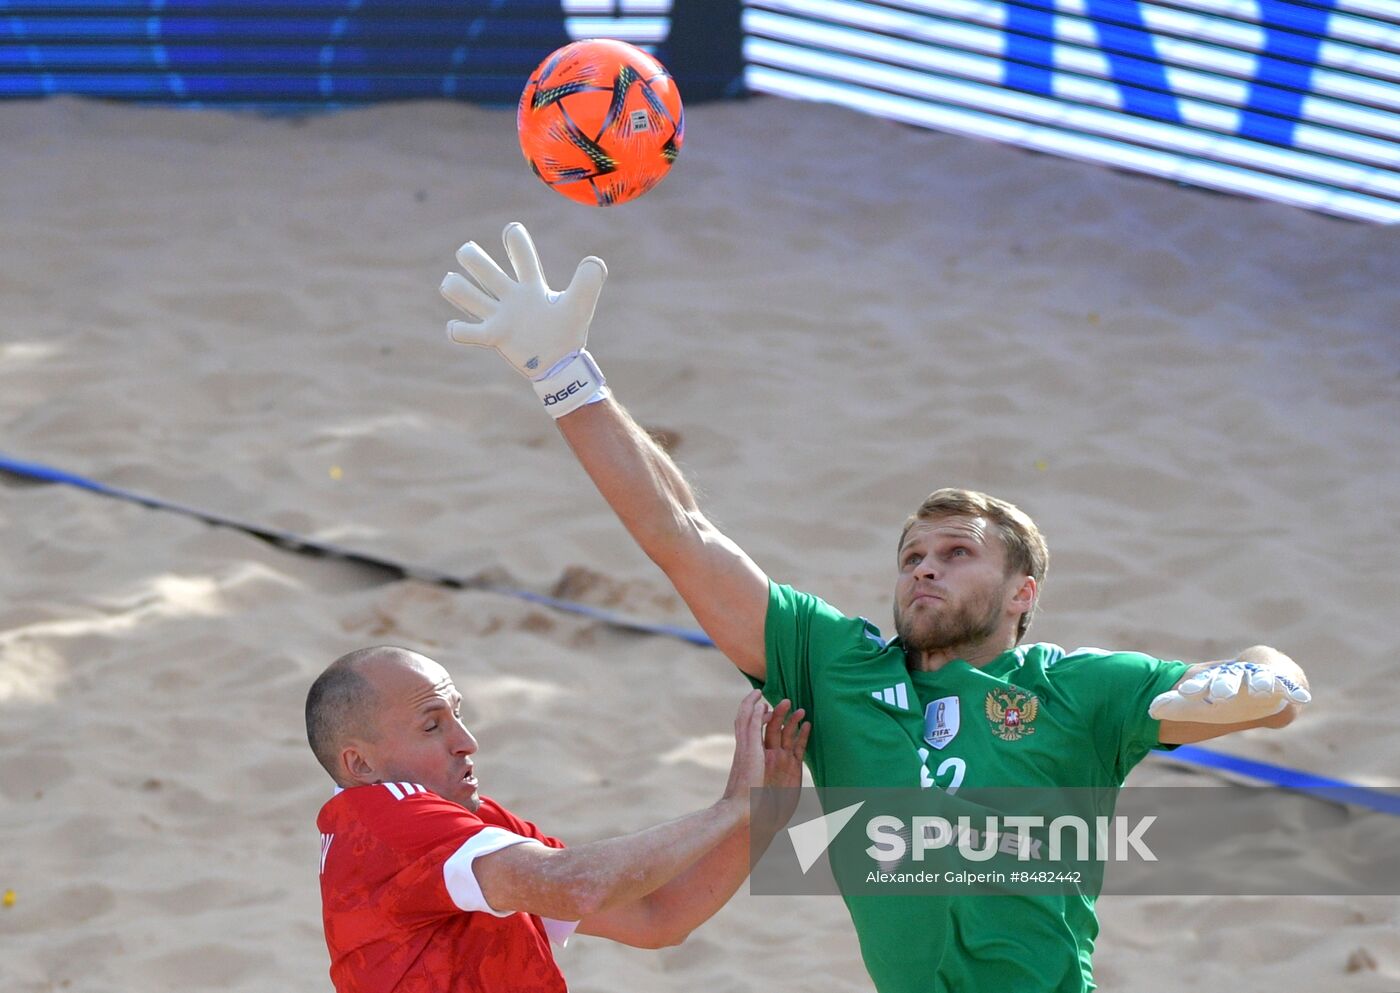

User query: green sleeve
[1062,651,1192,783]
[749,581,880,716]
[750,582,897,785]
[745,581,817,714]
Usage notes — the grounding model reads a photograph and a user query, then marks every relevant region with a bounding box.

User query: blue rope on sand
[3,450,1394,814]
[0,453,721,636]
[1165,746,1400,815]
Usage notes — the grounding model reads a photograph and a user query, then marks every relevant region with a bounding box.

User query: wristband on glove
[532,350,609,419]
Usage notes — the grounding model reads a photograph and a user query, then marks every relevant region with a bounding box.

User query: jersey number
[917,748,966,794]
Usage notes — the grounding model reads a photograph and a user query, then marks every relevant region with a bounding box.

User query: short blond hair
[900,488,1049,640]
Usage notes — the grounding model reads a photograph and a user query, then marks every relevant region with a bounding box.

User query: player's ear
[339,743,378,786]
[1009,575,1037,614]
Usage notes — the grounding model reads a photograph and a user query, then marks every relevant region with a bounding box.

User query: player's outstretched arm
[441,223,770,680]
[575,698,809,948]
[1154,645,1311,745]
[471,692,803,937]
[555,397,770,678]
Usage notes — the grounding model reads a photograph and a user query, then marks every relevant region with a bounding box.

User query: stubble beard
[894,586,1004,658]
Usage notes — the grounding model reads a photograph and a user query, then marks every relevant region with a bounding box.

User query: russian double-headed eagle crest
[985,689,1039,741]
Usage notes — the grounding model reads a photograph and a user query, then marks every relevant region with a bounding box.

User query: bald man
[305,646,808,993]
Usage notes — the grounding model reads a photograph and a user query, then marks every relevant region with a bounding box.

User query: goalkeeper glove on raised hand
[441,222,609,418]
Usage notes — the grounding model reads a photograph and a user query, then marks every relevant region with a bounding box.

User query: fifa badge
[923,696,961,751]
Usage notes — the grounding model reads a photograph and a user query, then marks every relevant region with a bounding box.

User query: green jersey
[757,582,1190,993]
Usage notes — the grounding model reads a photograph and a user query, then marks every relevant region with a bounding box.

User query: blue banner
[0,0,743,105]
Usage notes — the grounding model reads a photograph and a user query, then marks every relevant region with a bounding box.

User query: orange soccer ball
[517,38,684,207]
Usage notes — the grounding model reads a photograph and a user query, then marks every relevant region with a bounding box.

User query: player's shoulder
[320,783,481,831]
[473,795,519,828]
[474,797,563,849]
[1022,643,1167,676]
[771,582,892,648]
[1028,643,1157,664]
[332,781,435,808]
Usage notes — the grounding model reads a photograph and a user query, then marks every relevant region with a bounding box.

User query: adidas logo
[871,683,910,710]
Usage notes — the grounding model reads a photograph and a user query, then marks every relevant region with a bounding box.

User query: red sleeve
[337,786,499,925]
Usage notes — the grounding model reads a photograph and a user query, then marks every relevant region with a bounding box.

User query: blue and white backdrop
[2,0,1395,222]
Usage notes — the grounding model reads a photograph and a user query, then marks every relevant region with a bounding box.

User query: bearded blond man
[438,224,1311,993]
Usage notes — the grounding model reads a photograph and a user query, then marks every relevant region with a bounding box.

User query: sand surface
[2,94,1398,992]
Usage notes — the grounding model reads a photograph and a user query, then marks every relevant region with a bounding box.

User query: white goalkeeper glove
[1148,661,1311,724]
[440,222,609,418]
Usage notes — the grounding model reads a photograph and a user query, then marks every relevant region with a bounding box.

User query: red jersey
[317,783,571,993]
